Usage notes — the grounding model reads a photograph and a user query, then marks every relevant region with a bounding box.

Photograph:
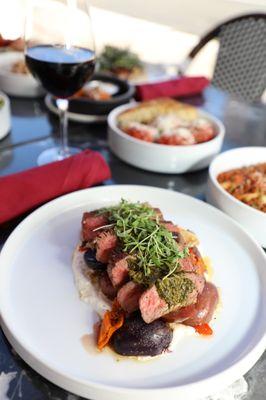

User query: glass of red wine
[24,0,95,165]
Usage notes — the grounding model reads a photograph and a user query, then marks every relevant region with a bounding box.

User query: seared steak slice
[165,282,218,325]
[162,223,199,248]
[182,273,205,304]
[179,253,198,272]
[161,221,180,234]
[177,247,205,273]
[95,230,118,263]
[139,286,168,324]
[82,212,109,241]
[139,273,205,324]
[99,272,117,300]
[152,207,163,219]
[107,252,131,287]
[117,281,144,313]
[160,220,186,245]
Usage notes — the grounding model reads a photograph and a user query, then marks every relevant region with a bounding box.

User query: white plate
[0,91,11,140]
[108,103,225,174]
[0,52,44,98]
[207,147,266,247]
[45,94,107,123]
[0,185,266,400]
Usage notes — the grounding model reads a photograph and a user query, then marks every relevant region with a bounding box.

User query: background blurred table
[0,87,265,399]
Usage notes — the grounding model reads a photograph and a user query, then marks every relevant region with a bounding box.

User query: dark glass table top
[0,87,265,399]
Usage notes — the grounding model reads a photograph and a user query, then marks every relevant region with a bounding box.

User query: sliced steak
[99,272,117,300]
[177,247,205,274]
[164,282,218,324]
[160,221,185,245]
[139,286,168,324]
[140,273,205,324]
[107,252,131,287]
[161,221,180,234]
[117,281,144,313]
[152,207,163,219]
[82,212,109,242]
[184,273,205,305]
[95,230,118,263]
[179,253,198,273]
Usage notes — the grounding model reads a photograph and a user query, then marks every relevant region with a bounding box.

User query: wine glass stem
[56,98,69,159]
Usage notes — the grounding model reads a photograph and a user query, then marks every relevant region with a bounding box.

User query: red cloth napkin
[0,149,111,224]
[135,76,209,101]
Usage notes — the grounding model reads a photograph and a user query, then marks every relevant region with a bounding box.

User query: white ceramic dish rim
[0,185,266,397]
[209,147,266,220]
[0,90,10,106]
[0,51,36,82]
[108,102,225,151]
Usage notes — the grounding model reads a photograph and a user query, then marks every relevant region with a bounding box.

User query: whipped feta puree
[72,246,111,317]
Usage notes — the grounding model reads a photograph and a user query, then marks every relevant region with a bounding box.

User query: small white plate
[207,147,266,247]
[0,52,44,98]
[108,103,225,174]
[0,185,266,400]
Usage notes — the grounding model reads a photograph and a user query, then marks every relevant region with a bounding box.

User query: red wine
[25,45,95,98]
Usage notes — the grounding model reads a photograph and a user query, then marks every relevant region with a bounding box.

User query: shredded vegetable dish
[217,163,266,213]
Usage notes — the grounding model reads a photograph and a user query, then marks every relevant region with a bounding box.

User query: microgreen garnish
[99,200,189,286]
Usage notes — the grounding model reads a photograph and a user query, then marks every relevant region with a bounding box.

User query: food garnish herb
[156,273,194,308]
[99,200,189,290]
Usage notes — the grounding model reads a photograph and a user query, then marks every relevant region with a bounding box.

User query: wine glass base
[37,146,81,166]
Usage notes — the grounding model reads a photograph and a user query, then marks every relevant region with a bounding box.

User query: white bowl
[0,91,11,140]
[0,52,44,98]
[108,102,225,174]
[207,147,266,247]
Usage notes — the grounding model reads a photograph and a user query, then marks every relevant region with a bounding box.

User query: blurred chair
[179,14,266,103]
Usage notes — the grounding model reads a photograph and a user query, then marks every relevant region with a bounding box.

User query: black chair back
[180,14,266,102]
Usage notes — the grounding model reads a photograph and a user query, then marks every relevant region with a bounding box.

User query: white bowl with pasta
[207,147,266,247]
